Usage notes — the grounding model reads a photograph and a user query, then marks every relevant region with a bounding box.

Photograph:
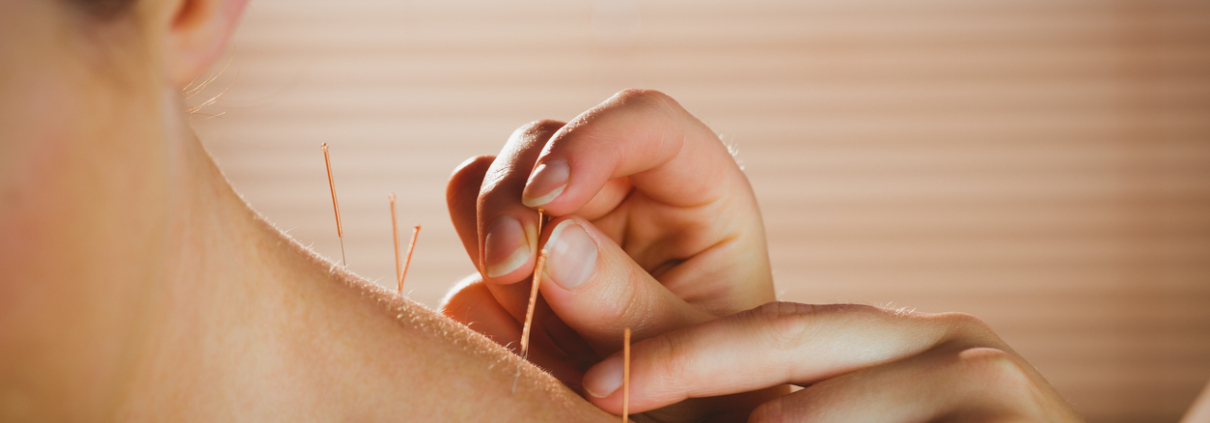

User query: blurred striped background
[189,1,1210,421]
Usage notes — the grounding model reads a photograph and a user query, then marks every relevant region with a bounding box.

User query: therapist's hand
[583,302,1086,423]
[441,89,782,420]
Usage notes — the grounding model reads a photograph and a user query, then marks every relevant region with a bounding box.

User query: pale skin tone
[0,1,614,421]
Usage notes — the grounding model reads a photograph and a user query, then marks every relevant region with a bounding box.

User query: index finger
[581,302,1008,414]
[520,89,750,216]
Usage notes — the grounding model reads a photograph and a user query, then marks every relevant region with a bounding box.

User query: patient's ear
[162,0,247,87]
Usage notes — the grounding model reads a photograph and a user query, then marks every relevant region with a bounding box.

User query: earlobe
[164,0,247,87]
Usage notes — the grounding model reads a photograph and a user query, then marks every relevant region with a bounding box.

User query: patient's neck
[112,105,411,418]
[5,94,611,421]
[110,106,354,418]
[0,92,305,420]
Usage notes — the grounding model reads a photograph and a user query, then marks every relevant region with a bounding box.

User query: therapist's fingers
[476,121,562,288]
[447,155,495,271]
[745,346,1058,423]
[440,275,520,347]
[447,154,538,321]
[581,302,1010,413]
[536,215,715,354]
[520,89,751,216]
[512,89,772,311]
[439,275,587,391]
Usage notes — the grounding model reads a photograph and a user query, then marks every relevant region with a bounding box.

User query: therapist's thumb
[536,216,715,354]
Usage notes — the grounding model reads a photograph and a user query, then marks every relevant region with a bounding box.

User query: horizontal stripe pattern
[190,1,1210,421]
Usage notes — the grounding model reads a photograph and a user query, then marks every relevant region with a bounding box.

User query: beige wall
[190,1,1210,421]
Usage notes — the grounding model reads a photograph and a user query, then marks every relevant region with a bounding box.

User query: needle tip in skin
[400,225,420,293]
[513,206,550,395]
[322,143,345,266]
[519,250,548,356]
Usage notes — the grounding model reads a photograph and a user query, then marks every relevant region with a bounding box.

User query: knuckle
[477,164,511,196]
[612,88,680,116]
[752,301,817,319]
[447,156,494,204]
[516,119,565,138]
[449,155,493,180]
[941,311,995,332]
[506,119,566,152]
[953,347,1035,395]
[746,301,818,352]
[613,88,664,102]
[935,311,1006,347]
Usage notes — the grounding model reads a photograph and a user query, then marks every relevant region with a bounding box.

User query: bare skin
[441,92,788,421]
[0,1,613,421]
[0,1,1177,421]
[442,91,1089,422]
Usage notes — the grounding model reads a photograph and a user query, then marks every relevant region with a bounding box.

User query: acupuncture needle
[321,143,347,267]
[513,208,547,393]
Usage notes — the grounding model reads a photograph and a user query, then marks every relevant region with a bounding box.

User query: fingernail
[484,216,530,277]
[583,355,623,398]
[522,160,569,208]
[544,219,597,290]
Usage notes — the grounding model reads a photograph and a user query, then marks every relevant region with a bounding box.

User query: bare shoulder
[281,261,615,422]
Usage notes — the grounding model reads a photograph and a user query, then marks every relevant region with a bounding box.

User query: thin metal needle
[513,250,548,394]
[390,194,402,290]
[623,327,631,423]
[400,225,420,293]
[322,143,346,267]
[338,238,347,267]
[513,209,547,394]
